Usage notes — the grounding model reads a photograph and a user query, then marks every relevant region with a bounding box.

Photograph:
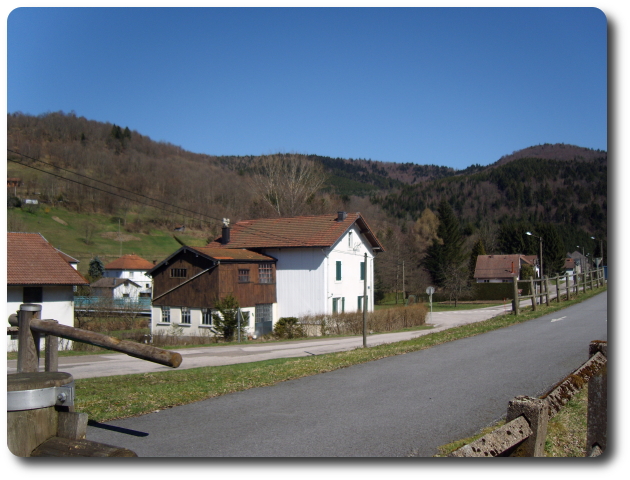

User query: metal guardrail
[74,296,151,310]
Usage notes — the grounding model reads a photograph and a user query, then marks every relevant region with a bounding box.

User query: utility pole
[363,252,368,348]
[402,261,405,304]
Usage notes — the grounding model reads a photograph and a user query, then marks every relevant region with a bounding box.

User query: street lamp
[591,236,604,267]
[526,232,543,279]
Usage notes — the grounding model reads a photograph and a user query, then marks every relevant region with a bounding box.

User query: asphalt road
[84,292,607,457]
[7,302,515,379]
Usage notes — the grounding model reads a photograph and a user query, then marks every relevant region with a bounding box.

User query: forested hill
[7,111,606,248]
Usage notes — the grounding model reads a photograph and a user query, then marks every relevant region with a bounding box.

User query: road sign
[426,286,435,295]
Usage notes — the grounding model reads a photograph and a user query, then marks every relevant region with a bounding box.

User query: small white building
[103,254,154,298]
[209,212,385,318]
[7,232,89,351]
[90,277,143,300]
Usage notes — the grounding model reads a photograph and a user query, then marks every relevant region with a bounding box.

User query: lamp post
[577,245,586,273]
[526,232,543,279]
[591,236,604,267]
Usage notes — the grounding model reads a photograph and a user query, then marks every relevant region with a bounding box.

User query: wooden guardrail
[449,340,607,457]
[511,267,606,315]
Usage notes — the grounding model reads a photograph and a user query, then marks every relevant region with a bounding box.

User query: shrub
[274,317,306,339]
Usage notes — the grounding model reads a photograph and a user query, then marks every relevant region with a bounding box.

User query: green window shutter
[332,298,338,314]
[358,296,362,311]
[360,261,365,281]
[341,297,345,313]
[336,261,342,281]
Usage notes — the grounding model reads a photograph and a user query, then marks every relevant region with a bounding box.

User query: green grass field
[8,205,209,275]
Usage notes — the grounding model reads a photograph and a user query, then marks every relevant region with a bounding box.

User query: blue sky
[6,6,608,170]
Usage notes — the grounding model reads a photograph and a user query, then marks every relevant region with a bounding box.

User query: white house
[103,254,154,298]
[209,212,385,319]
[7,232,89,351]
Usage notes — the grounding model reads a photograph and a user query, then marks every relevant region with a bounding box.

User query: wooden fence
[511,267,606,315]
[449,340,607,457]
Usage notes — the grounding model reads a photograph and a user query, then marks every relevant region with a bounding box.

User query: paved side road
[7,303,513,379]
[84,292,607,457]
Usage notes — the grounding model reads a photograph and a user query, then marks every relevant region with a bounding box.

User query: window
[161,306,170,323]
[23,287,43,303]
[336,261,342,281]
[202,308,213,326]
[358,295,363,312]
[332,297,344,314]
[332,298,338,314]
[360,261,365,281]
[122,293,130,298]
[181,307,191,324]
[170,268,187,278]
[238,269,250,283]
[259,264,273,284]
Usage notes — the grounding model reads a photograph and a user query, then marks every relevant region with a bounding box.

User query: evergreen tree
[423,200,465,287]
[534,223,566,276]
[469,238,486,279]
[212,294,249,341]
[88,256,105,281]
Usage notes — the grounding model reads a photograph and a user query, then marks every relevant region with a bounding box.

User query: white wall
[265,247,326,318]
[105,269,152,291]
[325,224,375,315]
[7,285,76,351]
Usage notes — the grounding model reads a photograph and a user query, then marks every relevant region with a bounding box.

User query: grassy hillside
[7,205,209,275]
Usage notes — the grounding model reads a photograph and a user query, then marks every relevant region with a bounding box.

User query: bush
[274,317,306,339]
[298,304,427,336]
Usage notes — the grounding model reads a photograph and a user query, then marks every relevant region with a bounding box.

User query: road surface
[84,292,607,456]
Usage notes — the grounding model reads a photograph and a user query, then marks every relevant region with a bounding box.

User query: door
[255,304,273,336]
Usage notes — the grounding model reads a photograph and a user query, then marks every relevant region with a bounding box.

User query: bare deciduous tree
[249,154,327,217]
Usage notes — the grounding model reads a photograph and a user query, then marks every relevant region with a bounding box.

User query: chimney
[221,218,231,245]
[337,211,347,221]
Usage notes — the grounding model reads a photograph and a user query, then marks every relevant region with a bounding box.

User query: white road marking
[551,316,567,323]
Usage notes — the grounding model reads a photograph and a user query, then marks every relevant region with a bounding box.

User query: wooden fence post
[529,277,537,311]
[506,396,549,457]
[17,304,41,373]
[512,277,520,315]
[544,276,550,306]
[44,320,59,372]
[555,275,560,303]
[587,341,607,456]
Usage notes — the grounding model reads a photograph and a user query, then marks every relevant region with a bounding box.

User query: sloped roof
[104,254,155,271]
[55,249,80,264]
[207,213,384,251]
[91,278,141,289]
[474,254,532,279]
[7,233,89,286]
[189,246,276,261]
[564,257,576,269]
[147,246,276,276]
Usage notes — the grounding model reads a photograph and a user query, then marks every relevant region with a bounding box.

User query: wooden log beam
[9,317,181,368]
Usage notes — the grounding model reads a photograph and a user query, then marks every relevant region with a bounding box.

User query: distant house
[7,178,21,188]
[103,254,154,298]
[207,212,385,319]
[7,232,89,350]
[568,251,591,274]
[473,254,535,283]
[564,257,576,275]
[90,277,143,300]
[148,246,278,337]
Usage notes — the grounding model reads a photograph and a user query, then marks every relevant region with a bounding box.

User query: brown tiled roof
[564,257,576,269]
[104,254,155,271]
[189,247,275,262]
[208,213,384,251]
[473,254,526,279]
[7,233,89,286]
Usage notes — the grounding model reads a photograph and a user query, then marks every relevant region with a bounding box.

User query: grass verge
[75,286,606,423]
